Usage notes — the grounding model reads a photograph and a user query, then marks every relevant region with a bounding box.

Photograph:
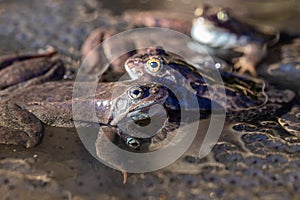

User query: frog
[190,4,280,76]
[80,8,194,78]
[125,47,268,112]
[80,27,136,76]
[81,4,280,78]
[96,44,295,182]
[0,51,171,149]
[124,47,296,119]
[0,48,64,93]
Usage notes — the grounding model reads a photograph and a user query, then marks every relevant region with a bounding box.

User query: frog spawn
[278,105,300,137]
[226,119,300,157]
[2,1,300,198]
[141,119,300,199]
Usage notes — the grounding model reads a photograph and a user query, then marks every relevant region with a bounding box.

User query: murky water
[0,0,299,199]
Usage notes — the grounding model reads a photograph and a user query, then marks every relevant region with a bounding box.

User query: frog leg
[0,48,56,70]
[0,103,43,148]
[16,58,65,86]
[81,28,136,76]
[0,58,65,94]
[122,171,128,184]
[95,125,130,183]
[81,28,116,74]
[233,43,267,76]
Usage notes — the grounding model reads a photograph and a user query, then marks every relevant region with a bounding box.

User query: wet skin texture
[125,47,296,121]
[0,51,170,148]
[125,47,269,112]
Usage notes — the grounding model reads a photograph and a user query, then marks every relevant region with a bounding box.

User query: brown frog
[125,47,268,112]
[0,51,170,148]
[191,5,279,75]
[124,47,296,120]
[82,5,280,77]
[80,10,193,77]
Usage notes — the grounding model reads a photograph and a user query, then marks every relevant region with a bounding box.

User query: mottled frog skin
[125,47,269,113]
[121,47,296,152]
[0,51,170,148]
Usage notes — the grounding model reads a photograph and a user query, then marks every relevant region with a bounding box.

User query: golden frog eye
[128,86,144,100]
[194,7,204,17]
[217,10,229,22]
[194,4,210,17]
[146,58,162,73]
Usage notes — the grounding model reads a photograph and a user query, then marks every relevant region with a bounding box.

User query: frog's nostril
[151,87,159,93]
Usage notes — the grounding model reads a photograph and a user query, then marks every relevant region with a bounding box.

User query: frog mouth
[119,104,168,140]
[127,90,168,121]
[128,109,152,121]
[128,102,166,121]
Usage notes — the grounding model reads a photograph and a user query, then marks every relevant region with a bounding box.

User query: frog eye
[146,58,162,73]
[128,86,144,100]
[126,137,140,149]
[194,7,204,17]
[194,4,210,16]
[217,10,229,21]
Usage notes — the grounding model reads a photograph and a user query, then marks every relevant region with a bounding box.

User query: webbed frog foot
[233,43,267,76]
[0,103,43,148]
[233,56,257,76]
